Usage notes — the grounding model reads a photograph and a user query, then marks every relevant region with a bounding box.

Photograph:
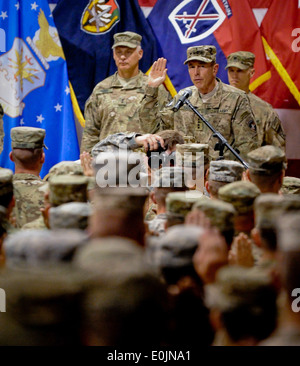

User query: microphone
[172,89,192,112]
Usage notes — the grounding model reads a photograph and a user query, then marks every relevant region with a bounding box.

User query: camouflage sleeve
[265,111,286,151]
[139,85,173,134]
[0,104,4,155]
[80,93,102,154]
[91,132,140,158]
[231,95,259,160]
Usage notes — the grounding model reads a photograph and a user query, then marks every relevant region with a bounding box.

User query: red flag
[213,0,270,95]
[260,1,300,108]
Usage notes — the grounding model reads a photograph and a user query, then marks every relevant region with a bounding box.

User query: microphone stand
[184,99,249,169]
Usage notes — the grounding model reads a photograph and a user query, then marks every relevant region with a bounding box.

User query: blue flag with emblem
[0,0,79,178]
[52,0,159,113]
[147,0,229,92]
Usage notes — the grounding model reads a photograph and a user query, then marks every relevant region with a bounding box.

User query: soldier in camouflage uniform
[175,143,210,192]
[22,175,89,230]
[192,198,236,247]
[281,176,300,195]
[165,190,205,229]
[139,45,258,161]
[205,265,278,345]
[252,193,300,268]
[205,160,244,199]
[260,213,300,346]
[146,167,188,236]
[81,31,170,153]
[0,103,4,155]
[226,51,286,150]
[218,181,262,265]
[9,127,47,228]
[246,145,287,193]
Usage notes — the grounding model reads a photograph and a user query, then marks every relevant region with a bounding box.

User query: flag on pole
[0,0,80,178]
[147,0,269,94]
[260,0,300,108]
[52,0,160,113]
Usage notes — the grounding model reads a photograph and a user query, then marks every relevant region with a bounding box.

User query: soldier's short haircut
[12,148,43,168]
[157,130,185,148]
[249,169,283,189]
[208,180,227,198]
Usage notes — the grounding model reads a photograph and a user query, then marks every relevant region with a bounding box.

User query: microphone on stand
[172,89,192,112]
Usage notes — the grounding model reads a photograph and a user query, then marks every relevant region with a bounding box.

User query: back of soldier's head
[49,202,91,230]
[154,224,204,285]
[48,175,88,207]
[247,146,286,192]
[254,194,300,252]
[165,191,206,228]
[73,237,169,346]
[10,127,46,169]
[205,265,277,343]
[218,181,260,216]
[0,264,88,345]
[4,229,89,266]
[192,199,236,247]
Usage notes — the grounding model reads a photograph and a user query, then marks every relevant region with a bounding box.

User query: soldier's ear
[205,180,210,194]
[41,152,45,164]
[138,48,143,60]
[213,63,219,76]
[9,151,14,162]
[250,68,255,78]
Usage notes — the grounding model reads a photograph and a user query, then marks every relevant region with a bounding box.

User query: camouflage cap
[0,168,13,196]
[93,150,148,196]
[49,202,91,230]
[73,236,144,273]
[112,31,142,49]
[205,265,276,312]
[176,143,209,167]
[166,191,204,219]
[155,224,204,268]
[225,51,255,70]
[153,166,187,188]
[277,213,300,252]
[46,161,84,180]
[281,176,300,195]
[3,229,89,266]
[218,181,261,214]
[209,160,244,183]
[93,192,147,213]
[184,45,216,64]
[247,145,287,175]
[254,194,300,230]
[0,264,89,345]
[193,198,236,232]
[11,127,47,149]
[48,175,88,206]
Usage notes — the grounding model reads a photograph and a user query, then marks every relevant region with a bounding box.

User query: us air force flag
[0,0,80,178]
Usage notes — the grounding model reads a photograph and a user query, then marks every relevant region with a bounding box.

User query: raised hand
[148,57,168,87]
